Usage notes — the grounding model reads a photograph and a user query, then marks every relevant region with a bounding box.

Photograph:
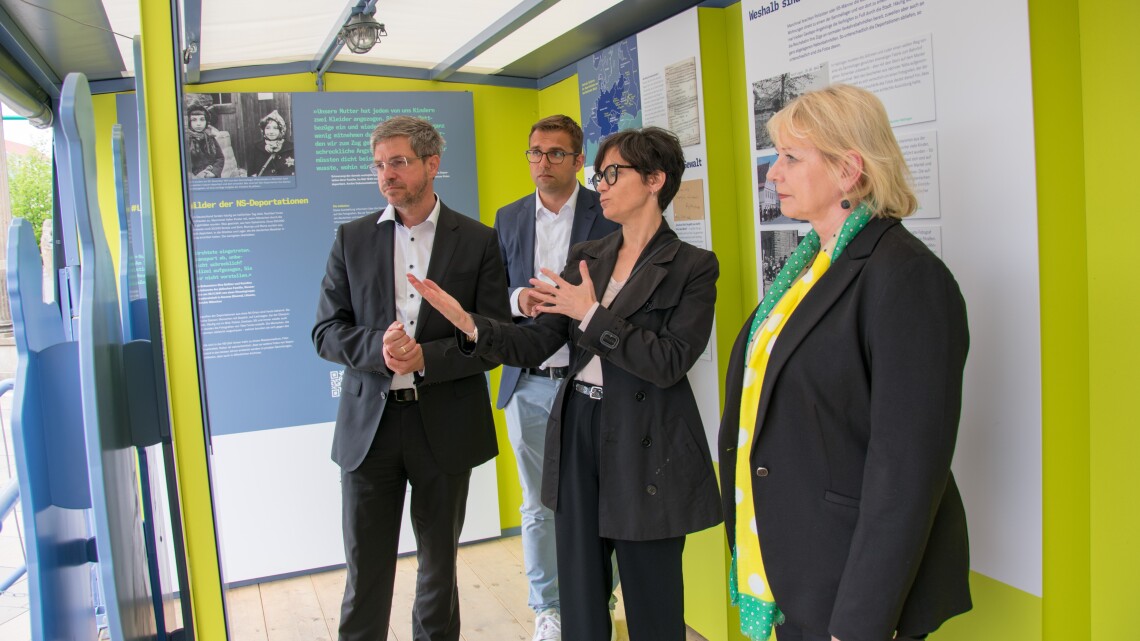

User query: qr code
[330,370,343,398]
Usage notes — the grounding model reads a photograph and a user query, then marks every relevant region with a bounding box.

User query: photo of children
[185,95,225,180]
[246,108,296,177]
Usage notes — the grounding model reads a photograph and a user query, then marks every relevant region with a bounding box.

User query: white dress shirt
[378,195,441,390]
[509,184,579,370]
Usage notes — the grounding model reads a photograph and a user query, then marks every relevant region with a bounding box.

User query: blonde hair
[767,84,917,219]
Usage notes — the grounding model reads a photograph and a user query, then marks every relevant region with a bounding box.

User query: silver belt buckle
[575,382,603,399]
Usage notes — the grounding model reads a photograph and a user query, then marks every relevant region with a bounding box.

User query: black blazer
[470,221,722,540]
[313,202,510,473]
[493,186,620,409]
[718,218,971,641]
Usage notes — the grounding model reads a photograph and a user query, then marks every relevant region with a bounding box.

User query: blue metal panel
[537,60,576,90]
[0,4,60,99]
[6,216,96,640]
[429,0,558,82]
[58,72,157,640]
[0,0,125,82]
[190,59,541,90]
[89,77,137,94]
[183,0,202,84]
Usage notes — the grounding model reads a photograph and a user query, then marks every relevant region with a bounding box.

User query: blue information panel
[118,91,479,436]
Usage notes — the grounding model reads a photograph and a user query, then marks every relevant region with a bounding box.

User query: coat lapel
[375,214,397,327]
[608,222,679,319]
[749,217,897,455]
[519,195,537,278]
[581,230,620,302]
[416,203,459,338]
[569,184,600,247]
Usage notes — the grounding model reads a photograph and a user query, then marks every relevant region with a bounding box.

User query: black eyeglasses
[368,156,424,175]
[590,164,639,188]
[525,149,579,164]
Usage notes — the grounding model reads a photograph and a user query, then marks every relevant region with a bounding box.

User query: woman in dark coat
[407,127,721,641]
[721,84,971,641]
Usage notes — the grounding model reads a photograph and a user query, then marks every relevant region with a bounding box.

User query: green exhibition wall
[1074,1,1138,639]
[82,0,1139,637]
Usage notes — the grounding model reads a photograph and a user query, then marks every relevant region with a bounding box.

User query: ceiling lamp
[339,11,387,54]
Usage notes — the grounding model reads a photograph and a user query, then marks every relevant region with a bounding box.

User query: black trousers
[775,621,928,641]
[338,400,472,641]
[557,391,687,641]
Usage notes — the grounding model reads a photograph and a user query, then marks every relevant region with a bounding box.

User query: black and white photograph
[760,228,809,294]
[184,94,229,180]
[241,93,296,177]
[184,92,296,180]
[752,63,829,150]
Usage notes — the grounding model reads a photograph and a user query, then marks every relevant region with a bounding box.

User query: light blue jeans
[504,374,562,613]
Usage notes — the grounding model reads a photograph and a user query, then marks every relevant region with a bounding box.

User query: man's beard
[384,176,427,209]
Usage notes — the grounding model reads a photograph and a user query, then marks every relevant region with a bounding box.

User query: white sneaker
[533,608,561,641]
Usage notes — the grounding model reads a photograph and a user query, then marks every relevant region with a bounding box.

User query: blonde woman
[720,84,971,641]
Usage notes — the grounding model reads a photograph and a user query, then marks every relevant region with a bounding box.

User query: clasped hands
[408,261,596,334]
[382,321,423,376]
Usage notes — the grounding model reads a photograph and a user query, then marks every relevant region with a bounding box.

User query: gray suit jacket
[493,186,619,408]
[312,203,510,473]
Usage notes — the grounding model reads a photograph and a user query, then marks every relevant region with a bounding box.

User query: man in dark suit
[313,116,509,641]
[494,115,619,641]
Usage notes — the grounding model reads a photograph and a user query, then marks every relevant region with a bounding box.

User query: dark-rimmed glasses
[368,155,424,175]
[525,149,578,164]
[590,164,639,188]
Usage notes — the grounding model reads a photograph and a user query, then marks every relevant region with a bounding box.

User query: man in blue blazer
[494,115,619,641]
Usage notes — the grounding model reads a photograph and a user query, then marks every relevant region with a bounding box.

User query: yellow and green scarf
[730,205,871,640]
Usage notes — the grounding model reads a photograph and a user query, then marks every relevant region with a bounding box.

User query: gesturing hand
[406,274,476,335]
[528,260,596,321]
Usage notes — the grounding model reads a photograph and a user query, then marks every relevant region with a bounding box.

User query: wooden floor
[227,535,708,641]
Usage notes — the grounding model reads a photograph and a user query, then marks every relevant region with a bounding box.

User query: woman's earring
[840,198,851,210]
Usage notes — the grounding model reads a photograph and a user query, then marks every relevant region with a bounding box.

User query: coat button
[380,392,387,400]
[755,467,769,477]
[646,484,658,495]
[635,391,646,401]
[641,437,652,448]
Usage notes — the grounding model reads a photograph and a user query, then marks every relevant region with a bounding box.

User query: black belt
[525,366,569,379]
[389,388,418,403]
[572,381,604,400]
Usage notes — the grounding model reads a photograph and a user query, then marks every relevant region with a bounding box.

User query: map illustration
[578,35,642,167]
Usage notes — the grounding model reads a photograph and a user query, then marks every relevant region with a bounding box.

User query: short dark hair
[594,127,685,211]
[530,115,584,154]
[370,116,445,157]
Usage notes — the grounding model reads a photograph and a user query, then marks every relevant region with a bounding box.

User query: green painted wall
[1030,0,1089,639]
[1079,0,1139,639]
